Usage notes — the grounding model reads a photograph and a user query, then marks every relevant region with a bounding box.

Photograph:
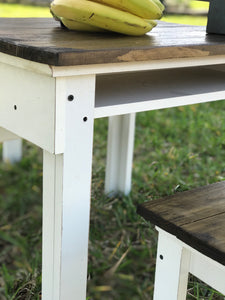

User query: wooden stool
[137,181,225,300]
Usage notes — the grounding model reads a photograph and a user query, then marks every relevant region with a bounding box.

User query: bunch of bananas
[50,0,165,36]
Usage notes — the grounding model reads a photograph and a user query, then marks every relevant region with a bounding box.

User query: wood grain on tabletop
[0,18,225,66]
[137,181,225,265]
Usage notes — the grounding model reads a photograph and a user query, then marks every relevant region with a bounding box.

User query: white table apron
[1,52,225,300]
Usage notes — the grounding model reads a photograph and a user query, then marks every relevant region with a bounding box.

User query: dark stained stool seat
[137,181,225,300]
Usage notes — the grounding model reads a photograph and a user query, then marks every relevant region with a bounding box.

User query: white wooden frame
[154,228,225,300]
[42,75,95,299]
[0,52,225,300]
[105,113,136,196]
[0,128,22,163]
[2,139,22,164]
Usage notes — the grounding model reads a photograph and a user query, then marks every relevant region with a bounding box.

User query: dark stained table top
[0,18,225,66]
[137,181,225,266]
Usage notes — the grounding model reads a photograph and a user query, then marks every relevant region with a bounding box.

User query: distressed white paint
[154,229,190,300]
[51,55,225,77]
[0,62,56,153]
[95,66,225,118]
[96,91,225,118]
[105,113,136,195]
[190,245,225,295]
[54,77,66,154]
[0,52,52,76]
[42,152,63,300]
[0,127,19,142]
[154,228,225,299]
[42,75,95,300]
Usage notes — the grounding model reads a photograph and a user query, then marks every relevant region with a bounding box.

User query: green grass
[1,103,225,300]
[189,0,209,10]
[0,4,224,300]
[162,14,207,25]
[0,2,208,26]
[162,0,208,26]
[0,3,51,17]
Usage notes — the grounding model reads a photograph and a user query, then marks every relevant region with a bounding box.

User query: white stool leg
[2,139,22,163]
[105,113,136,196]
[154,229,190,300]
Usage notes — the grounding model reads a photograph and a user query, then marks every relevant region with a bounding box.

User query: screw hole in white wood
[67,94,74,101]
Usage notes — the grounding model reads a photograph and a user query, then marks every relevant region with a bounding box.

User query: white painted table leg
[2,139,22,163]
[105,113,136,196]
[154,229,190,300]
[42,75,95,300]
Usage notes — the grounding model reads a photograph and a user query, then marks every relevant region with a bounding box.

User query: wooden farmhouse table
[1,18,225,300]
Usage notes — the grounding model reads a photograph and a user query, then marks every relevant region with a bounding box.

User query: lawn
[0,2,208,25]
[0,3,225,300]
[0,3,51,17]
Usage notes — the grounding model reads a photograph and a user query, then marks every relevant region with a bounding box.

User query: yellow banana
[61,17,106,32]
[152,0,165,13]
[51,9,104,32]
[50,8,61,22]
[51,0,155,36]
[89,0,163,19]
[146,19,157,28]
[59,16,157,34]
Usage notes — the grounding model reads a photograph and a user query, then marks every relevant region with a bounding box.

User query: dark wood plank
[137,181,225,265]
[182,213,225,265]
[0,18,225,66]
